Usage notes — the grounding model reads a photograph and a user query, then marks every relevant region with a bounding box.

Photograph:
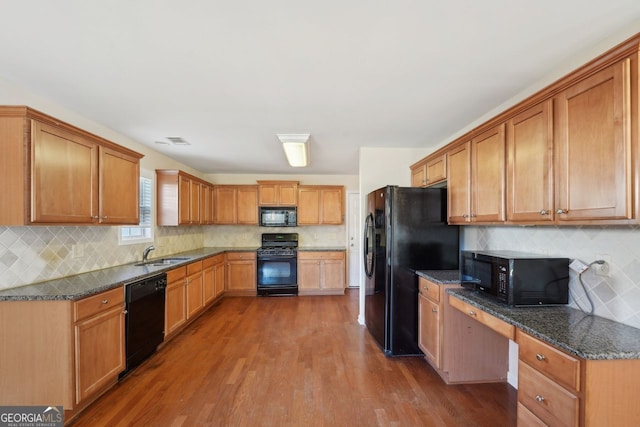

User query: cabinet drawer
[298,251,344,261]
[517,402,548,427]
[187,260,203,275]
[167,266,187,283]
[75,287,124,321]
[449,296,515,340]
[518,361,579,427]
[418,277,440,302]
[226,251,256,261]
[517,329,580,392]
[203,254,225,269]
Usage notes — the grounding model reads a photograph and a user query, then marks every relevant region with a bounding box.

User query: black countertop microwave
[259,207,297,227]
[460,250,570,306]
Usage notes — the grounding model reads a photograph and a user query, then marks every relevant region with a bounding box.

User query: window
[119,174,154,245]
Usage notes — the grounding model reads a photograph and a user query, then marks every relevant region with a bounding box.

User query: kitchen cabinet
[73,287,126,405]
[418,278,445,368]
[204,254,226,304]
[297,185,344,225]
[226,251,257,296]
[0,107,142,225]
[516,329,640,426]
[448,124,506,224]
[0,286,125,414]
[257,180,298,206]
[165,266,187,339]
[185,261,204,319]
[214,185,259,225]
[554,58,633,223]
[506,100,554,222]
[298,251,346,295]
[157,170,214,226]
[411,153,447,187]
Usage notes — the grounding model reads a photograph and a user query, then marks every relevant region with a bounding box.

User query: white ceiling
[1,1,639,175]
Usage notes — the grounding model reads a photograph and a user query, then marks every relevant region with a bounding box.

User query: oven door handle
[258,256,297,261]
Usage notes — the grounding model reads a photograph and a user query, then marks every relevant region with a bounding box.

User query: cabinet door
[418,293,440,368]
[237,186,258,224]
[201,184,213,225]
[189,180,201,225]
[178,175,192,225]
[507,100,554,222]
[411,163,427,187]
[471,124,505,222]
[426,154,447,186]
[258,184,277,205]
[322,259,345,289]
[277,183,298,206]
[555,59,632,221]
[165,279,186,336]
[320,188,344,224]
[214,262,226,297]
[74,305,125,404]
[298,187,320,224]
[447,142,471,223]
[203,265,215,305]
[186,272,203,319]
[227,258,256,291]
[31,121,97,224]
[298,259,321,290]
[98,146,140,224]
[215,187,237,224]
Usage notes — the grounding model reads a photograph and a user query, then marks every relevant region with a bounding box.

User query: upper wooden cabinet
[506,100,554,223]
[297,185,344,225]
[411,153,447,188]
[156,170,214,226]
[419,34,640,226]
[0,107,143,225]
[447,124,506,224]
[554,59,633,223]
[214,185,258,225]
[257,180,298,206]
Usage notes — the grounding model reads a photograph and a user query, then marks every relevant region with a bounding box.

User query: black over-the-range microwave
[460,250,570,306]
[259,207,297,227]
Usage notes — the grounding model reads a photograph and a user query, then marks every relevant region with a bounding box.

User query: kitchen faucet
[142,245,155,262]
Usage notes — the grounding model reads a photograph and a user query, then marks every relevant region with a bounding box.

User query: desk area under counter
[446,287,640,426]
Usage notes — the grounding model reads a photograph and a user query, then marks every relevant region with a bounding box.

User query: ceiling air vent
[166,137,191,146]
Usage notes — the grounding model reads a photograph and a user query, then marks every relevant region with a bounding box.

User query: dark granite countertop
[415,270,460,284]
[447,288,640,360]
[0,247,258,302]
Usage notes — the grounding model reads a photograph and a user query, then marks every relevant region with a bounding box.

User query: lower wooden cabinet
[298,251,345,295]
[165,266,187,339]
[185,261,204,319]
[0,286,125,416]
[226,251,257,296]
[73,287,126,404]
[418,290,440,368]
[203,254,225,305]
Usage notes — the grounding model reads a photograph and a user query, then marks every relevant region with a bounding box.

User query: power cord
[574,260,606,315]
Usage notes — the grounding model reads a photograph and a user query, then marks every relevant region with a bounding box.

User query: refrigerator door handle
[363,213,375,278]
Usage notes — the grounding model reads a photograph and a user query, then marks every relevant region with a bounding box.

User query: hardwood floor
[71,289,516,426]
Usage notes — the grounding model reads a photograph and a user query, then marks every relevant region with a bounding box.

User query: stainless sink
[134,257,190,267]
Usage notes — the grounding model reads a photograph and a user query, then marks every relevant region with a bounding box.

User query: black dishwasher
[119,273,167,379]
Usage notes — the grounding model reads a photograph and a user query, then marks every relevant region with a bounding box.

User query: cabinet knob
[462,214,469,218]
[470,213,477,218]
[535,395,545,403]
[92,216,100,220]
[539,210,549,215]
[468,310,476,317]
[102,216,108,219]
[101,299,109,304]
[123,310,128,315]
[431,308,438,313]
[556,208,568,215]
[535,353,546,361]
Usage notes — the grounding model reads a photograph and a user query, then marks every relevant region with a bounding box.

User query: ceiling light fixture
[277,133,310,167]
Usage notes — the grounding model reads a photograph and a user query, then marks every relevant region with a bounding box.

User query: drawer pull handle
[431,308,438,313]
[539,209,549,215]
[101,299,109,304]
[535,353,546,361]
[535,395,545,403]
[468,311,476,317]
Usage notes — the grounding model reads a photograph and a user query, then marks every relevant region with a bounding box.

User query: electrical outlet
[594,254,612,277]
[72,244,84,258]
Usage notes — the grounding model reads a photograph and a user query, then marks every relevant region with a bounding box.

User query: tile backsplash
[0,224,346,291]
[464,226,640,329]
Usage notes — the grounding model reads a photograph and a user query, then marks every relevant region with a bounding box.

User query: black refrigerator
[364,186,459,356]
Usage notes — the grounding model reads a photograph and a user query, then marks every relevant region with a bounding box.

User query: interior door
[347,191,361,288]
